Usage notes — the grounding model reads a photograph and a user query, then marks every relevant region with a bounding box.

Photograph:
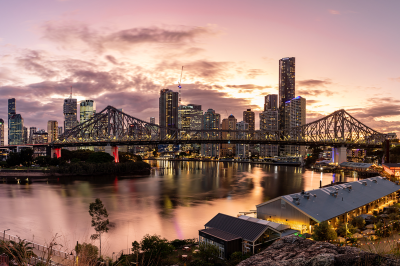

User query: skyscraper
[279,57,295,129]
[179,104,203,131]
[283,96,306,156]
[159,89,179,136]
[260,108,279,157]
[47,120,58,143]
[64,96,78,133]
[264,94,278,111]
[0,119,4,146]
[8,98,16,145]
[243,109,255,131]
[23,127,28,144]
[236,121,249,159]
[220,115,237,157]
[201,109,220,157]
[9,114,24,145]
[58,126,63,136]
[150,117,156,124]
[80,100,96,123]
[29,127,36,144]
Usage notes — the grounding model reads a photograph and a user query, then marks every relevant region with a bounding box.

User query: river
[0,161,357,256]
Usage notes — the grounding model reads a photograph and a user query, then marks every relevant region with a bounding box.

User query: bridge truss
[52,106,387,148]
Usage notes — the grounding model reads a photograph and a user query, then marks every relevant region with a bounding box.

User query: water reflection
[0,161,356,255]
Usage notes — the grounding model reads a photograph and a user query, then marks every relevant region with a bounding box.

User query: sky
[1,0,400,144]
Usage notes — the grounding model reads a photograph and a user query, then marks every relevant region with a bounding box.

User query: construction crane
[178,66,184,108]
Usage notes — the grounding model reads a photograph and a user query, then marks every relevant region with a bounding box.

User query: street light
[3,229,10,242]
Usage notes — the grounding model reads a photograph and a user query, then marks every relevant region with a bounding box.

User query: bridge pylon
[105,145,119,163]
[332,146,347,164]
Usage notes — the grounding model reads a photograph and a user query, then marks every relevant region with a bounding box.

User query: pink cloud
[329,10,340,15]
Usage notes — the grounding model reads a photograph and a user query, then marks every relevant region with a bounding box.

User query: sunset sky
[1,0,400,143]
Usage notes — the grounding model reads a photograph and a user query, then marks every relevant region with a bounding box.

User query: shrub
[351,216,366,229]
[312,221,337,241]
[336,222,357,237]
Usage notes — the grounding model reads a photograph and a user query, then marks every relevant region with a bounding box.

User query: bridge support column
[105,146,119,163]
[51,148,61,159]
[332,146,347,164]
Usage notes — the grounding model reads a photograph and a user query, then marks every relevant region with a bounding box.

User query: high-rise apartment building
[47,120,58,143]
[220,115,237,157]
[265,94,278,111]
[150,117,156,124]
[0,119,4,146]
[23,127,28,144]
[243,109,255,131]
[80,100,96,123]
[201,109,220,157]
[236,121,249,158]
[8,98,16,145]
[32,132,48,144]
[179,104,203,131]
[159,89,179,136]
[64,96,78,133]
[279,57,295,130]
[283,96,306,156]
[9,114,24,145]
[29,127,37,144]
[58,126,63,136]
[259,109,279,157]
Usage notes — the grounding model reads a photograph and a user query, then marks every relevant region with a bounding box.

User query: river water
[0,161,357,256]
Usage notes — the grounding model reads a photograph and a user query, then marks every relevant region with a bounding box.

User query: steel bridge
[46,106,386,148]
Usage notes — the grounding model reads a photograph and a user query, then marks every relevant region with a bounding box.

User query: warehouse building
[256,177,400,233]
[199,213,297,258]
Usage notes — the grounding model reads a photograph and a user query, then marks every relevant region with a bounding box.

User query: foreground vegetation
[0,148,150,176]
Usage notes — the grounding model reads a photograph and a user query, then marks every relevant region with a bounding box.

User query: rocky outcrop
[237,235,399,266]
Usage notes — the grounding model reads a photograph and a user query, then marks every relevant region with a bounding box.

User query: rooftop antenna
[178,66,184,108]
[70,86,72,99]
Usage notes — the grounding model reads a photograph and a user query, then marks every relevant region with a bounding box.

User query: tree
[75,242,99,264]
[198,242,220,263]
[312,221,337,241]
[6,152,21,167]
[89,198,110,258]
[87,152,114,163]
[35,156,51,167]
[351,216,366,229]
[336,222,357,237]
[140,234,174,266]
[20,148,34,166]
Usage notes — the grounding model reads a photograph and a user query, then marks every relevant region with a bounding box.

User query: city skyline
[0,0,400,141]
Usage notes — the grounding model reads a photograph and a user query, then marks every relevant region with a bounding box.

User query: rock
[237,236,400,266]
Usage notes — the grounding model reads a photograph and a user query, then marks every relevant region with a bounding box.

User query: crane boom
[178,66,183,108]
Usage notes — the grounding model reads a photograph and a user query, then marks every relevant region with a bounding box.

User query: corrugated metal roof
[199,228,241,241]
[257,177,400,223]
[205,213,272,242]
[238,215,290,231]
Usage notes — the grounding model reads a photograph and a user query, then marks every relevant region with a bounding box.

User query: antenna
[178,66,184,108]
[70,86,72,98]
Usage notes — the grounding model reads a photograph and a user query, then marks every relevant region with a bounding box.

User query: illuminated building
[8,98,16,145]
[32,132,48,144]
[201,109,220,157]
[9,114,24,145]
[159,89,178,137]
[0,119,4,146]
[259,110,279,157]
[150,117,156,124]
[279,57,295,130]
[236,121,249,158]
[23,127,28,144]
[178,104,203,130]
[47,120,58,143]
[265,94,278,111]
[257,177,399,234]
[58,126,63,136]
[220,115,237,157]
[243,109,255,131]
[29,127,36,144]
[260,94,279,157]
[282,96,306,156]
[63,96,78,133]
[80,100,96,123]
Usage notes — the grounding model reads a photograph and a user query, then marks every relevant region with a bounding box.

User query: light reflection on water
[0,161,357,255]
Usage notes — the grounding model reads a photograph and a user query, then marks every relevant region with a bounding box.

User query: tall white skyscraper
[284,96,306,156]
[80,100,96,123]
